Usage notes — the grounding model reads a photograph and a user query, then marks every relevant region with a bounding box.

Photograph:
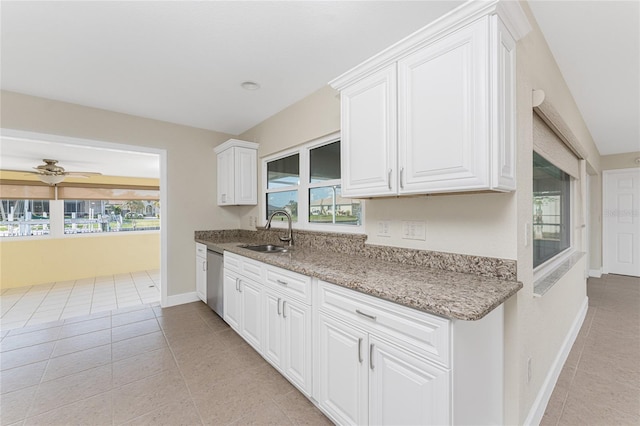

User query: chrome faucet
[265,210,293,247]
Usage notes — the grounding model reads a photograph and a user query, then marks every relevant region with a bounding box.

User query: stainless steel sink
[242,244,288,253]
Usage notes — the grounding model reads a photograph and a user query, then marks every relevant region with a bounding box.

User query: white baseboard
[524,297,588,426]
[588,269,602,278]
[163,291,201,307]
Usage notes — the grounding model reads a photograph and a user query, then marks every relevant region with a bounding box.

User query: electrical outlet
[401,221,426,241]
[377,220,391,237]
[527,358,532,383]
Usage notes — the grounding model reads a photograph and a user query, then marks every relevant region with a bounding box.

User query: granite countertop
[196,237,522,321]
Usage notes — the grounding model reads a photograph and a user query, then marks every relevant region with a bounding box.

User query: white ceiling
[1,0,462,136]
[1,0,637,175]
[529,1,639,156]
[0,137,159,179]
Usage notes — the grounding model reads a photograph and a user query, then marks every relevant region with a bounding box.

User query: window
[64,199,160,234]
[263,135,362,230]
[533,152,571,268]
[0,199,50,237]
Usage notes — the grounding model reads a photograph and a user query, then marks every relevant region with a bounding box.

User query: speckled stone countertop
[196,231,521,321]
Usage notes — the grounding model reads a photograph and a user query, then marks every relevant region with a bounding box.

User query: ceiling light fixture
[241,81,260,91]
[37,174,66,185]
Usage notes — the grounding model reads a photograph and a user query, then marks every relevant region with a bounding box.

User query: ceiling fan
[15,159,102,185]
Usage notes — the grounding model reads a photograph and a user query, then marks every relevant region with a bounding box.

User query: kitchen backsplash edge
[194,229,517,281]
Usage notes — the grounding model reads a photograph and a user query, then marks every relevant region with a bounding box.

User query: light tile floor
[1,274,636,425]
[541,274,640,425]
[1,270,160,331]
[0,301,331,425]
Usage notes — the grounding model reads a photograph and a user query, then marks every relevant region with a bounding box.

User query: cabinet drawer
[265,265,312,305]
[195,243,207,258]
[317,280,451,367]
[224,252,263,282]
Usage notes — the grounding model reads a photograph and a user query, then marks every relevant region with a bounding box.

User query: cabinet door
[223,270,241,332]
[340,65,397,197]
[195,256,207,303]
[397,18,490,194]
[239,278,262,351]
[369,336,450,426]
[283,298,312,396]
[317,313,368,426]
[234,147,258,205]
[263,290,283,369]
[217,148,234,205]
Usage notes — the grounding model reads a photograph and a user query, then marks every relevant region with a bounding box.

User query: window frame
[261,132,364,233]
[532,151,575,280]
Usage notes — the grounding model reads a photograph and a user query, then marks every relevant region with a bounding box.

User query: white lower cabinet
[316,312,449,426]
[223,253,505,426]
[222,268,262,352]
[369,336,449,426]
[317,313,369,425]
[195,243,207,303]
[264,287,313,396]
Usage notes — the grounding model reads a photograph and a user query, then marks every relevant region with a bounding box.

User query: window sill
[533,251,585,296]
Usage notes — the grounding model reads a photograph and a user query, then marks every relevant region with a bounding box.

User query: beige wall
[509,2,600,423]
[1,232,160,288]
[0,90,238,298]
[601,151,640,170]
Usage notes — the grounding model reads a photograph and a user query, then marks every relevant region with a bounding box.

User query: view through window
[533,152,571,267]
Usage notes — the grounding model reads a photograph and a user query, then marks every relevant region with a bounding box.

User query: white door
[397,17,489,194]
[195,256,207,303]
[223,271,241,332]
[369,336,450,426]
[317,313,368,425]
[234,147,257,205]
[340,64,397,197]
[263,290,283,369]
[604,169,640,276]
[239,278,263,351]
[283,298,312,396]
[217,148,234,205]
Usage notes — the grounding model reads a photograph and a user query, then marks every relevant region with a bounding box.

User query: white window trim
[261,132,364,234]
[533,176,576,283]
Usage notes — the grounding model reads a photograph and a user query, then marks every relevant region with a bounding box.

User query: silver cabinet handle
[388,169,392,190]
[202,261,207,272]
[282,300,287,318]
[400,168,404,189]
[238,279,242,293]
[277,298,281,316]
[235,278,239,292]
[355,309,377,321]
[358,338,363,363]
[276,279,288,286]
[369,343,375,370]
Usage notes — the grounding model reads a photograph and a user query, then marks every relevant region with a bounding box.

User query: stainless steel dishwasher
[206,248,224,317]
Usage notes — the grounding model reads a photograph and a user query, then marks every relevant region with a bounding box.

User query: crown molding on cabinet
[329,0,531,90]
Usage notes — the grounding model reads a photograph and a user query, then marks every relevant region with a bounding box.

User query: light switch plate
[402,221,426,240]
[377,220,391,237]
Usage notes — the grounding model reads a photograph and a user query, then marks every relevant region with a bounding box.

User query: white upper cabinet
[331,1,530,197]
[214,139,259,206]
[341,65,397,197]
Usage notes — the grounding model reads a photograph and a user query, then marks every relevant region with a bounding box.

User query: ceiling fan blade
[0,169,42,175]
[65,172,103,177]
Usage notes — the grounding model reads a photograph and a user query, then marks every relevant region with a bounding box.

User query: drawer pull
[358,338,363,363]
[369,343,375,370]
[282,300,287,318]
[277,298,281,316]
[276,279,289,286]
[356,309,377,321]
[235,278,239,292]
